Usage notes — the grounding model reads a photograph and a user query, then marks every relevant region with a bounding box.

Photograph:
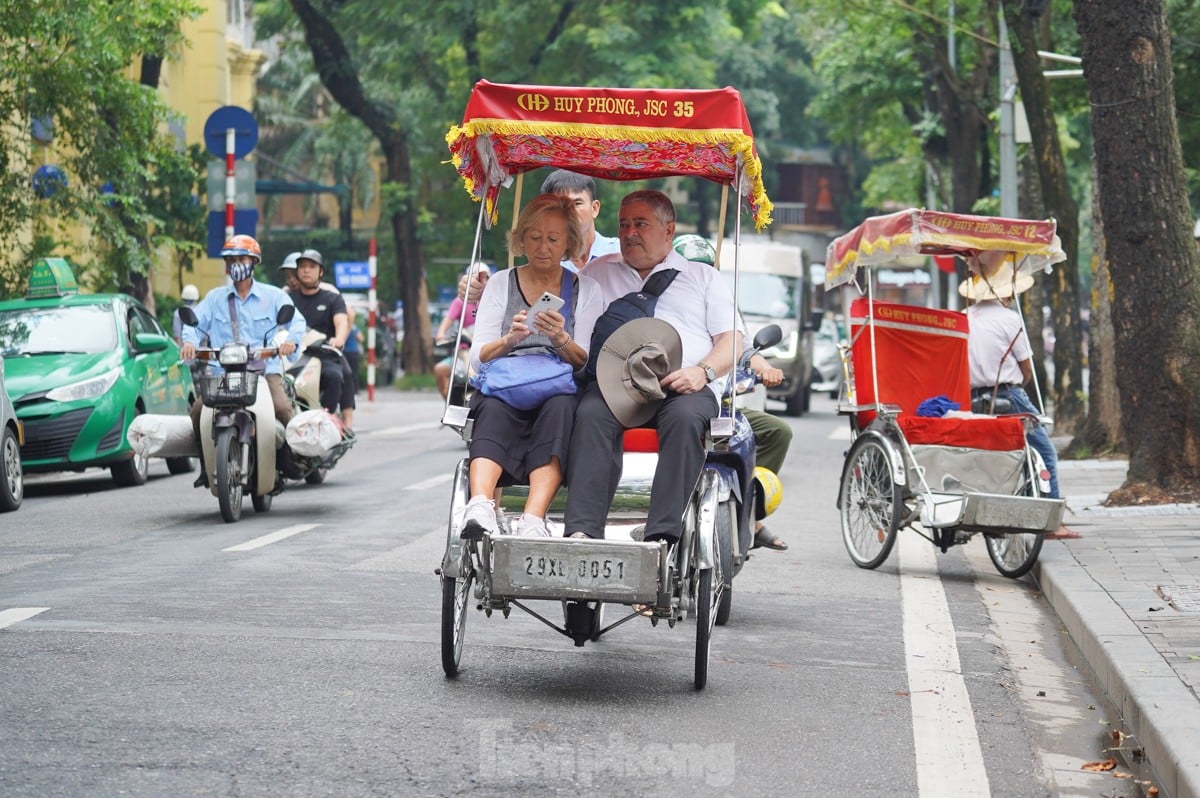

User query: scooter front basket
[197,371,259,407]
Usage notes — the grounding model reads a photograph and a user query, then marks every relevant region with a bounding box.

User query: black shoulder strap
[643,268,680,296]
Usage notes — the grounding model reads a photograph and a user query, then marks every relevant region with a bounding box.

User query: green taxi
[0,258,194,487]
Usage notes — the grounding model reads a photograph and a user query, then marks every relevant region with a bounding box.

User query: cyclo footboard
[905,443,1064,532]
[489,537,664,604]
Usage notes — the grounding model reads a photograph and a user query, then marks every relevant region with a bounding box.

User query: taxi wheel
[0,425,23,512]
[111,427,150,488]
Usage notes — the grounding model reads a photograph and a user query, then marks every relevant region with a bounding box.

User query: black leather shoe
[193,471,209,488]
[277,446,306,480]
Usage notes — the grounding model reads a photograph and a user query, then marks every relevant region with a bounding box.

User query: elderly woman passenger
[459,193,605,538]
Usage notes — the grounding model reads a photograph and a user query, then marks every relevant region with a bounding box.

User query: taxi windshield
[721,272,798,319]
[0,303,117,356]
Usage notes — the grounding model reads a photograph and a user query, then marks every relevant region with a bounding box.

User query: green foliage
[0,0,203,296]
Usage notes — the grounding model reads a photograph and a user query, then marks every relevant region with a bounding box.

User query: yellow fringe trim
[445,120,773,230]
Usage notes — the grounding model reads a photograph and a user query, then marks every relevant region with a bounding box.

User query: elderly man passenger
[565,189,742,544]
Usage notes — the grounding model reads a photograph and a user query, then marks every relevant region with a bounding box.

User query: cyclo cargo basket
[197,371,258,407]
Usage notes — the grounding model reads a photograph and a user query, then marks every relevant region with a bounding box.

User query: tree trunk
[1003,0,1084,432]
[1074,0,1200,500]
[1070,165,1123,455]
[290,0,432,374]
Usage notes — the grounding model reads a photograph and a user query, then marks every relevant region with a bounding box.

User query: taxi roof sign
[26,257,78,299]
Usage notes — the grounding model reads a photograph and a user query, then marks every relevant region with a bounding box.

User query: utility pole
[999,14,1018,219]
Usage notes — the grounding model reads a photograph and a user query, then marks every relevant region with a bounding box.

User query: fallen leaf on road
[1082,757,1117,772]
[1113,771,1132,779]
[1149,785,1159,796]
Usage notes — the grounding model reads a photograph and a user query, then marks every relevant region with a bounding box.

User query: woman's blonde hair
[506,193,585,262]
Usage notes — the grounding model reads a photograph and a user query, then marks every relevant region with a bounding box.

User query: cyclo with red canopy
[826,209,1066,579]
[437,80,774,688]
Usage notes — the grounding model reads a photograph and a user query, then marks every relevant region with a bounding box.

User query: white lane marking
[899,532,990,797]
[828,425,851,441]
[222,523,319,552]
[406,473,454,492]
[0,607,50,629]
[374,422,440,437]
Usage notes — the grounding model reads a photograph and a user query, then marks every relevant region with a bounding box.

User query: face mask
[227,261,255,282]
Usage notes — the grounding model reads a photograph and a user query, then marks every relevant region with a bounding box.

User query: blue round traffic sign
[203,105,258,160]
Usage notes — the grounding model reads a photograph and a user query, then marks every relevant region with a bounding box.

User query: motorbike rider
[172,283,200,345]
[284,248,356,431]
[180,234,308,480]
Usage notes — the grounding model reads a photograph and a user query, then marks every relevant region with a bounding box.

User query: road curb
[1036,546,1200,798]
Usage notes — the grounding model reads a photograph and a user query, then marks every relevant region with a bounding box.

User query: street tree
[0,1,203,299]
[267,0,769,373]
[1074,0,1200,500]
[1001,0,1085,434]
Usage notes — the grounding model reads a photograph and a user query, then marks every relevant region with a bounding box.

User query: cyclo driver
[180,234,308,481]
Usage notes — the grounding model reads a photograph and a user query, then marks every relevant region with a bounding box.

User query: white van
[718,238,819,415]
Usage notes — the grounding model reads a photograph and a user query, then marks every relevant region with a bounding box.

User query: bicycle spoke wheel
[985,532,1044,579]
[840,436,903,569]
[694,568,715,690]
[441,570,473,677]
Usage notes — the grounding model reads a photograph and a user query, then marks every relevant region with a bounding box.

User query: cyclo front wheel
[215,427,244,523]
[441,571,474,677]
[840,435,903,569]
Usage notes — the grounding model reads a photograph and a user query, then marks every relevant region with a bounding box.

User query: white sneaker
[460,496,498,540]
[512,513,551,538]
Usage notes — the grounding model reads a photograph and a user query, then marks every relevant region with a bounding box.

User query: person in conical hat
[960,251,1079,539]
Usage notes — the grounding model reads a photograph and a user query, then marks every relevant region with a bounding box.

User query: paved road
[0,389,1176,796]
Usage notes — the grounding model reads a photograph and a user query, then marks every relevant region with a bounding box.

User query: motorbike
[178,306,354,523]
[432,326,473,407]
[707,323,783,623]
[282,329,358,485]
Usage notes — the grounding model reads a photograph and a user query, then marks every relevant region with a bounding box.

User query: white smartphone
[529,291,565,322]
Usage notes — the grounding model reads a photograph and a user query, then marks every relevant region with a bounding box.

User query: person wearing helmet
[673,233,790,551]
[179,234,308,480]
[288,248,355,429]
[172,283,200,344]
[280,250,340,295]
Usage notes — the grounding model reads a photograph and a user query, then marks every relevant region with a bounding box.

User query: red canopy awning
[825,209,1065,288]
[446,80,772,229]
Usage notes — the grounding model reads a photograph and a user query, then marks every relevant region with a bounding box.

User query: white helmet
[181,284,199,302]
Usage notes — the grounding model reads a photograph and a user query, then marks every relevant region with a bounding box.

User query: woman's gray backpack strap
[581,268,679,381]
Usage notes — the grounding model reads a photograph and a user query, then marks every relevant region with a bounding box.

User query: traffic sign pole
[224,128,236,239]
[367,238,377,402]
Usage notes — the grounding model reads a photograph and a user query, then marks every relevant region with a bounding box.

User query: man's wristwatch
[698,362,717,383]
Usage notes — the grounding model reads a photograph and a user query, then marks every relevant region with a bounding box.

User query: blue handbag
[471,272,577,411]
[472,351,576,410]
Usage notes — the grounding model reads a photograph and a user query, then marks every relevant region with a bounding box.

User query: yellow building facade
[155,0,265,297]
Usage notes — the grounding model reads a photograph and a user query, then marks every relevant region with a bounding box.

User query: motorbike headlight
[46,367,121,402]
[218,343,249,366]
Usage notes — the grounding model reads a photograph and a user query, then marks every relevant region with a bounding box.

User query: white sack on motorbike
[126,414,197,458]
[285,409,344,457]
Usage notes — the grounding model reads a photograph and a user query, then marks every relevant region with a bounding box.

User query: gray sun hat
[595,318,684,428]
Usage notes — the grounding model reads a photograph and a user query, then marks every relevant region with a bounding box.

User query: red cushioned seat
[622,427,659,453]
